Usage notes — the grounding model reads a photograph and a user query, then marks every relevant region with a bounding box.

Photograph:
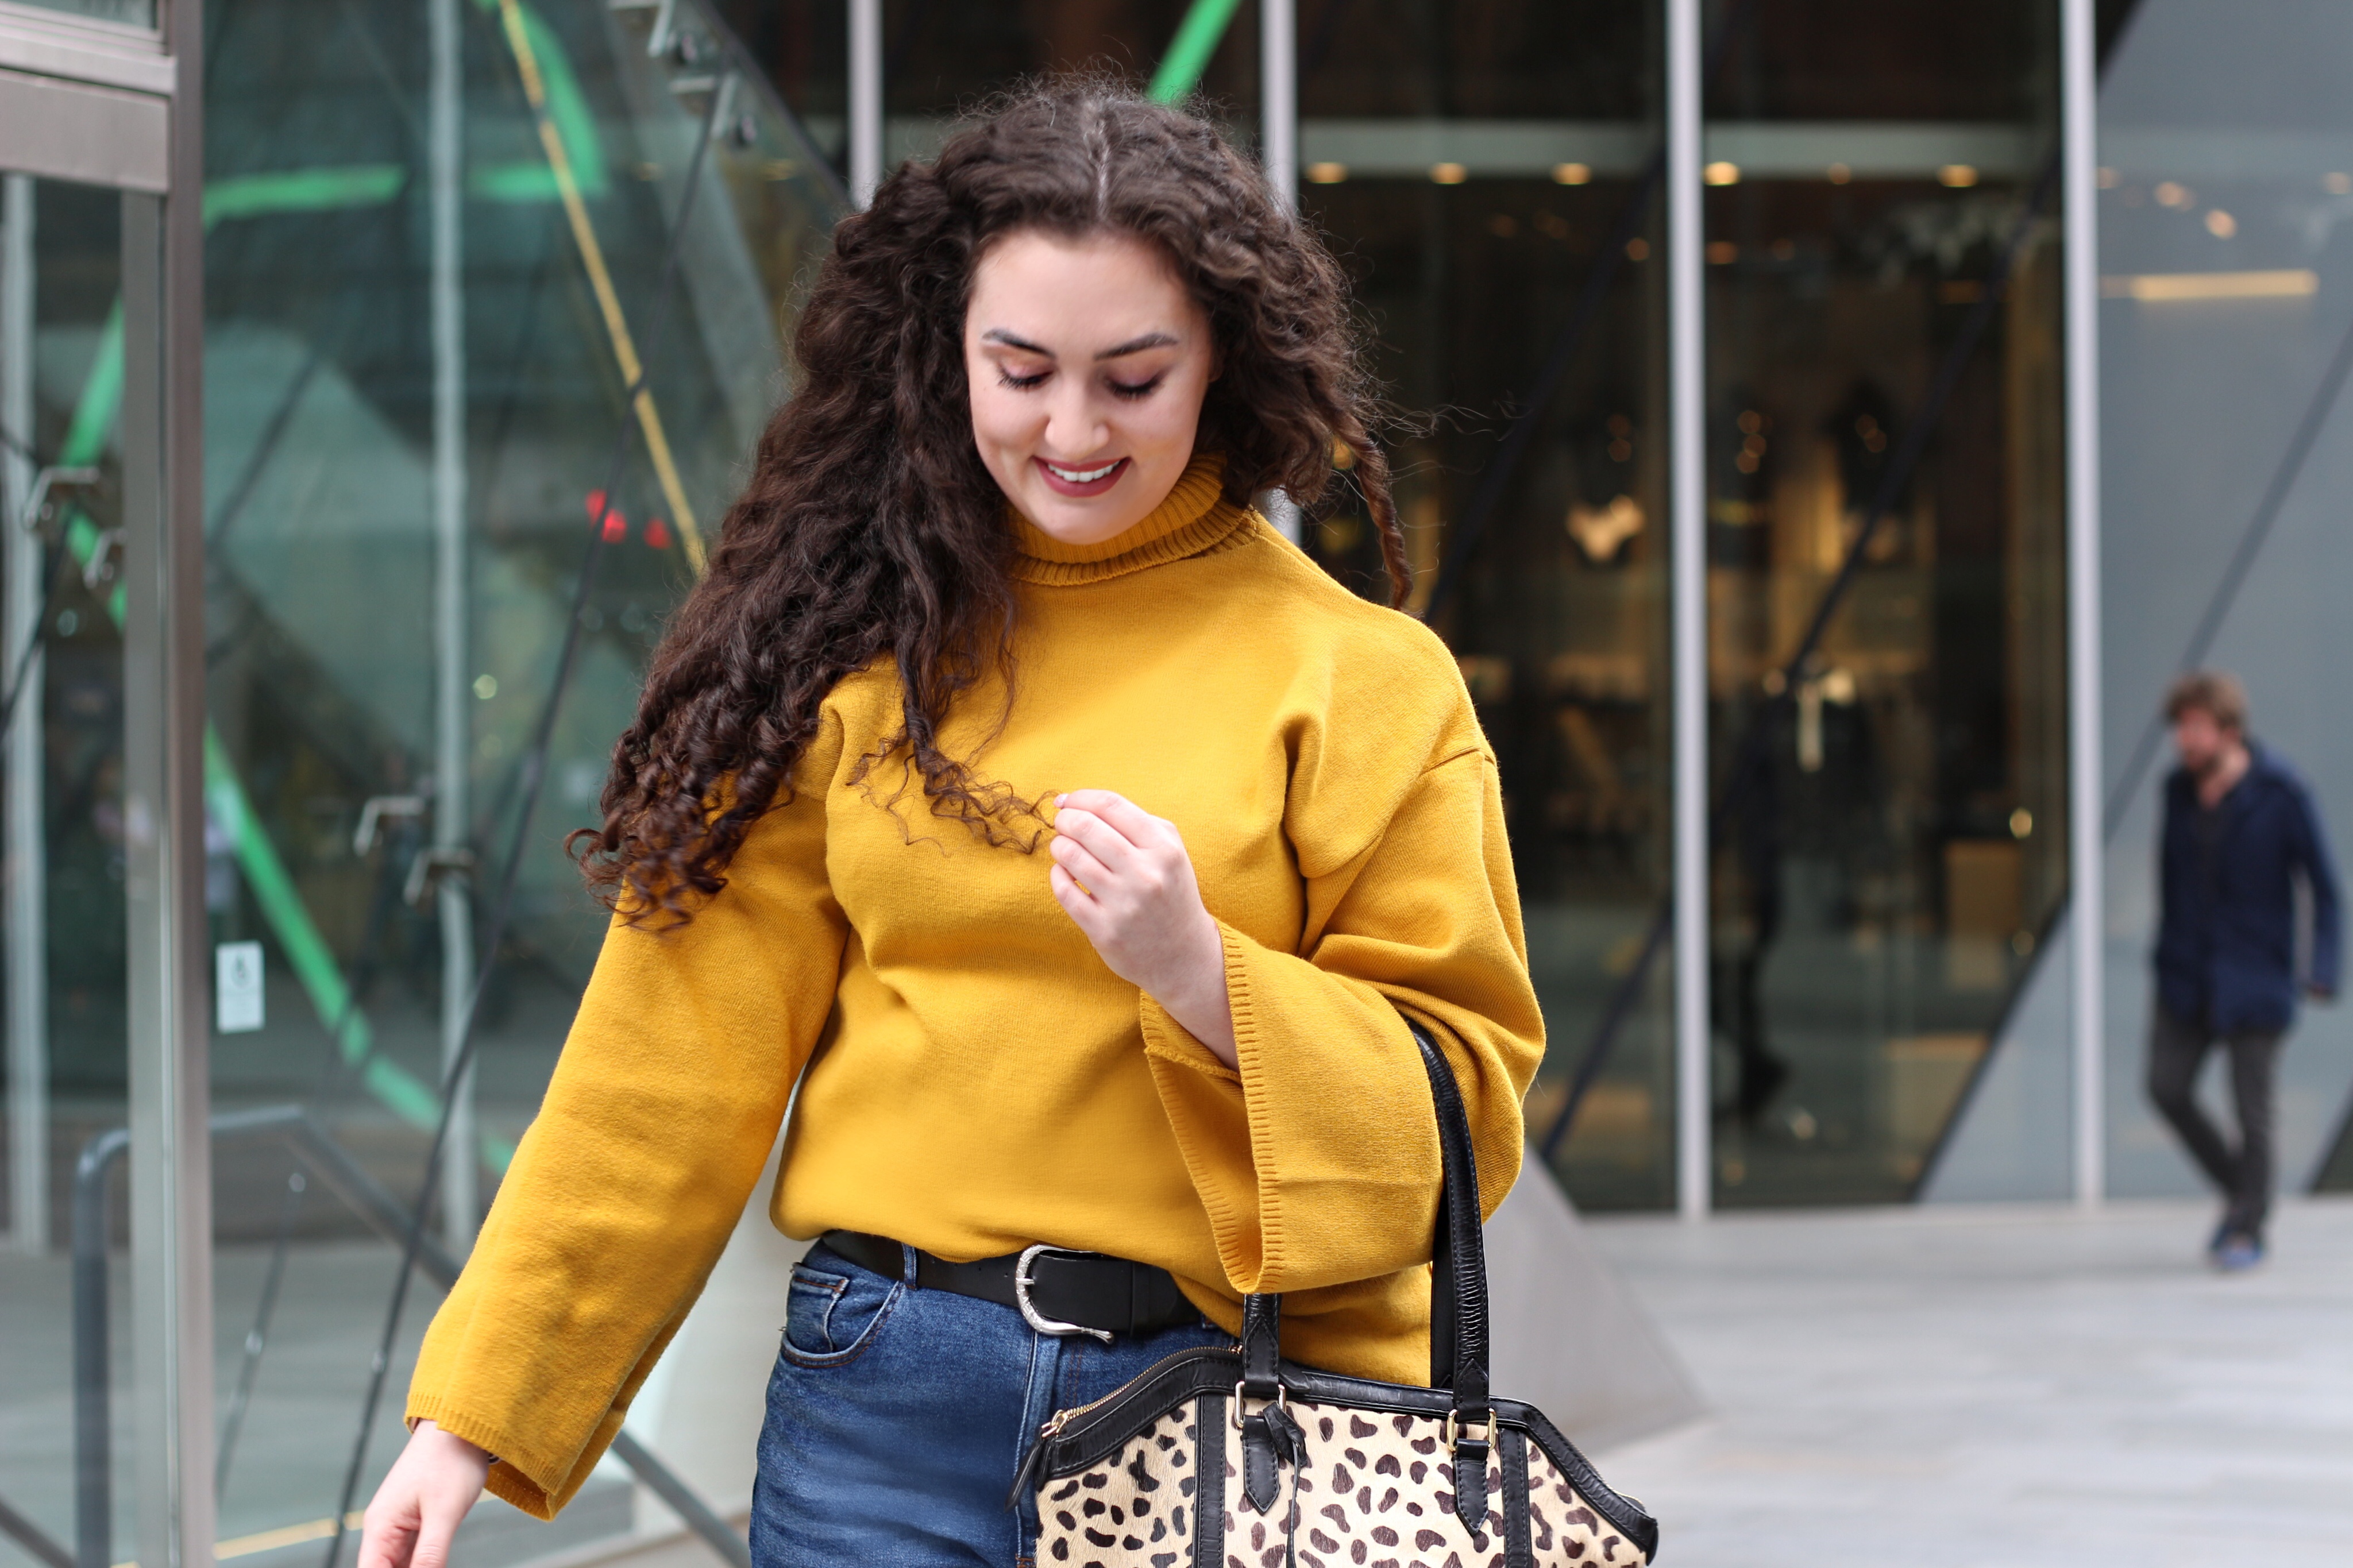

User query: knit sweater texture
[406,454,1546,1518]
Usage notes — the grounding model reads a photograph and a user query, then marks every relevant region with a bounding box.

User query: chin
[1028,494,1145,546]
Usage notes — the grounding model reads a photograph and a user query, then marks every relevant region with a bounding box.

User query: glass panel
[881,0,1262,140]
[2,0,157,30]
[718,1,1266,169]
[1301,3,1673,1210]
[198,0,842,1559]
[2096,2,2353,1199]
[0,172,130,1568]
[1702,0,2067,1207]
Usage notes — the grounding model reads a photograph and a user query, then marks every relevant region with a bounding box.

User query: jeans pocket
[780,1260,898,1367]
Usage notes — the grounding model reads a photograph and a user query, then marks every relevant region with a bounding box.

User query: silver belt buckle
[1014,1243,1114,1343]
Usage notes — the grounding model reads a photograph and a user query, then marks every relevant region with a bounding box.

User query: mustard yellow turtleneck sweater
[407,455,1545,1519]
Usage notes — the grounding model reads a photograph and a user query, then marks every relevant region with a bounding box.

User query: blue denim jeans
[749,1242,1232,1567]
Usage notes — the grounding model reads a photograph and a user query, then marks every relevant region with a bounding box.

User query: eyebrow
[978,329,1182,361]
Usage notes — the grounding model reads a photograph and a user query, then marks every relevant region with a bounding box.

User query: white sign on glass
[216,940,265,1033]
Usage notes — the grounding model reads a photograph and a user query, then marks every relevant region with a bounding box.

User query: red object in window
[586,489,628,542]
[645,517,673,550]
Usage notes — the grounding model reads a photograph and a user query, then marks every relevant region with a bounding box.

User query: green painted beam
[204,167,409,229]
[1147,0,1244,103]
[469,0,610,201]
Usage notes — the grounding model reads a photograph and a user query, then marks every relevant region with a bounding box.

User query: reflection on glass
[185,0,842,1556]
[879,1,1262,122]
[1302,3,1673,1210]
[0,171,130,1567]
[7,0,157,30]
[1702,0,2066,1206]
[720,1,1263,176]
[2096,2,2353,1200]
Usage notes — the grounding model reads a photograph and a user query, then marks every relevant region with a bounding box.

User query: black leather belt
[816,1229,1205,1342]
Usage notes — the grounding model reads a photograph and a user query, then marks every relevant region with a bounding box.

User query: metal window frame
[1658,0,2100,1217]
[1665,0,1710,1220]
[0,1,210,1563]
[2060,0,2104,1208]
[847,0,880,207]
[0,1,172,95]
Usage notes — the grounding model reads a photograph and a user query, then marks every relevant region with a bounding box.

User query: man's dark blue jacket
[2156,741,2342,1034]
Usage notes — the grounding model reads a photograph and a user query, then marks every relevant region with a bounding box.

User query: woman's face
[965,228,1216,547]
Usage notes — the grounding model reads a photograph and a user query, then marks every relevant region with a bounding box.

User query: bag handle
[1235,1015,1491,1425]
[1413,1019,1491,1420]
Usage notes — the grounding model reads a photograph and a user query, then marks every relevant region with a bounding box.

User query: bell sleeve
[405,716,850,1519]
[1139,728,1543,1301]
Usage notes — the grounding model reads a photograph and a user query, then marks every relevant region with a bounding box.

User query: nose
[1042,381,1109,462]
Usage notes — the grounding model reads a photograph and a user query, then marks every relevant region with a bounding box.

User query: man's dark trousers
[2146,1006,2280,1239]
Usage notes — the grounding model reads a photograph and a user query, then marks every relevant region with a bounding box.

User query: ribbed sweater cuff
[404,1395,562,1521]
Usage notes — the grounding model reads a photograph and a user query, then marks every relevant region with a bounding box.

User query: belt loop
[900,1241,920,1285]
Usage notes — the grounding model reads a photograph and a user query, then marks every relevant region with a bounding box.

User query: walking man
[2150,671,2339,1270]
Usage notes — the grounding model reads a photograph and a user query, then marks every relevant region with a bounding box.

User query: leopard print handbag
[1014,1021,1658,1568]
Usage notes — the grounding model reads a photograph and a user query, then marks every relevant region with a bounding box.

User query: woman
[361,79,1542,1568]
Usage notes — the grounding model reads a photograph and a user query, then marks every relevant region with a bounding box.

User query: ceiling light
[1938,164,1978,188]
[1706,240,1738,264]
[1625,237,1650,260]
[1306,161,1347,184]
[1553,162,1591,186]
[2205,208,2238,238]
[2328,172,2353,195]
[1826,163,1851,184]
[2096,167,2119,188]
[2100,269,2315,302]
[1430,162,1468,185]
[1704,161,1739,186]
[2154,180,2192,208]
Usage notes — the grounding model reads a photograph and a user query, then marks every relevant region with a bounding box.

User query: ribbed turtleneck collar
[1008,453,1250,586]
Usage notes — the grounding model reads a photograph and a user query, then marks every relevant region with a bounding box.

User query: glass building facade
[2,1,2350,1564]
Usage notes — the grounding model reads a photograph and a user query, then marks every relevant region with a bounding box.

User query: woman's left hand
[1049,789,1239,1065]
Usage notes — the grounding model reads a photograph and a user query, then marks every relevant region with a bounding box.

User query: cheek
[1130,366,1212,454]
[966,376,1034,454]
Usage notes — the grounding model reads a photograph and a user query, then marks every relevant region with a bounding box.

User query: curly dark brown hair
[573,75,1405,923]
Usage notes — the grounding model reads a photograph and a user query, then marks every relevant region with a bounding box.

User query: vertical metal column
[2061,0,2105,1208]
[124,165,214,1568]
[1,173,43,1255]
[430,0,477,1253]
[125,1,212,1554]
[1666,0,1710,1221]
[847,0,882,208]
[1260,0,1296,210]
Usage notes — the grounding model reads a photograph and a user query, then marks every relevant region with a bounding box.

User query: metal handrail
[71,1107,753,1568]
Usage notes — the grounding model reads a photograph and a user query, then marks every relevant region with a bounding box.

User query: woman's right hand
[357,1420,491,1568]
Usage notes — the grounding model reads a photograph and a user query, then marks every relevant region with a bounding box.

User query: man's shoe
[2212,1232,2265,1272]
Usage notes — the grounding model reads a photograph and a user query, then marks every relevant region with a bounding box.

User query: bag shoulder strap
[1413,1018,1490,1420]
[1232,1015,1491,1418]
[1240,1290,1280,1396]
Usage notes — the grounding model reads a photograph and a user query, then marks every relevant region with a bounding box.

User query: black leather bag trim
[1499,1425,1532,1568]
[1503,1401,1660,1562]
[1193,1390,1225,1568]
